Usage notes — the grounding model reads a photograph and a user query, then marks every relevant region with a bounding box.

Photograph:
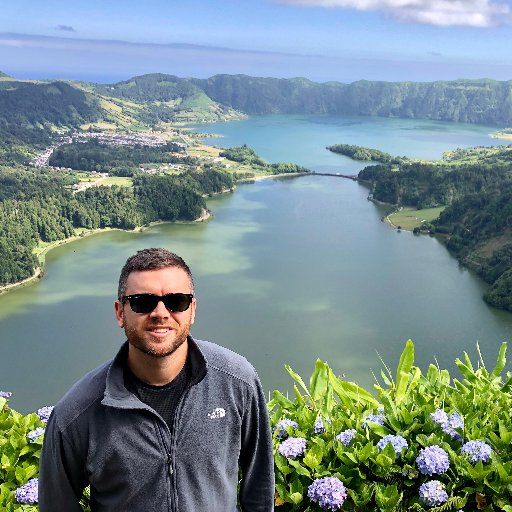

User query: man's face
[114,267,196,358]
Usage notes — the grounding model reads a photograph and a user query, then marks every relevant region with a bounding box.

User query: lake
[2,115,512,413]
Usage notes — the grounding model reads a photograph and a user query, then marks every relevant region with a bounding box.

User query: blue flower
[314,417,326,434]
[27,427,45,443]
[0,391,12,399]
[36,406,54,423]
[336,429,356,446]
[307,476,347,510]
[377,434,408,457]
[416,445,450,475]
[273,419,299,439]
[430,409,448,425]
[419,480,448,507]
[362,414,385,428]
[15,478,38,504]
[278,437,306,459]
[461,440,492,464]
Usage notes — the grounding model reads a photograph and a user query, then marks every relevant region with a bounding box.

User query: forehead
[124,267,193,294]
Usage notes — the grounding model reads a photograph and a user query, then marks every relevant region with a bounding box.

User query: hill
[191,75,512,125]
[92,73,245,124]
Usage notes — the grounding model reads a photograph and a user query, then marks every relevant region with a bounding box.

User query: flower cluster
[278,437,306,459]
[431,409,464,441]
[362,414,385,427]
[416,445,450,475]
[418,480,448,507]
[461,440,492,464]
[27,427,45,443]
[377,434,408,458]
[15,478,39,504]
[336,428,356,446]
[314,417,326,434]
[0,390,12,399]
[36,406,54,423]
[273,418,298,439]
[307,476,347,511]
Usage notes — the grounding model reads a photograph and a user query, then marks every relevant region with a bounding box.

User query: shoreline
[0,211,213,295]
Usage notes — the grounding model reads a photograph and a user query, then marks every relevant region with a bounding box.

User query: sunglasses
[122,293,194,314]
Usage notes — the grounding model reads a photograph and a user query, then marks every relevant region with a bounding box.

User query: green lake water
[2,115,512,413]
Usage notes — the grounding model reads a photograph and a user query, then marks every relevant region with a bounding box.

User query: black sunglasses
[122,293,194,314]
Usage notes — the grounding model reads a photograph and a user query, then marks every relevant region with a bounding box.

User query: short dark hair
[118,248,194,300]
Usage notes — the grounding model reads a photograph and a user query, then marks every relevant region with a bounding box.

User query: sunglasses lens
[163,294,192,312]
[126,294,192,313]
[128,295,158,314]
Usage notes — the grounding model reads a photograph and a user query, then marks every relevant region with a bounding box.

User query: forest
[357,146,512,311]
[0,166,232,286]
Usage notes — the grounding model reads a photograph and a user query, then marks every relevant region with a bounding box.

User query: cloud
[55,25,76,32]
[277,0,511,27]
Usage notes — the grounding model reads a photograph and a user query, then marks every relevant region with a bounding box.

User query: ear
[114,300,124,328]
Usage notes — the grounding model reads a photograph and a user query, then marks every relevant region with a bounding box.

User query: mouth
[147,327,174,337]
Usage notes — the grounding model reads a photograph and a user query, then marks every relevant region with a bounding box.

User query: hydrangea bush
[269,340,512,511]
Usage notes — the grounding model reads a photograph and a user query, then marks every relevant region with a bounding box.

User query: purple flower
[36,406,54,423]
[362,414,385,428]
[15,478,38,504]
[0,390,12,399]
[27,427,45,443]
[416,445,450,475]
[278,437,306,459]
[419,480,448,507]
[273,419,299,439]
[430,409,448,425]
[461,440,492,464]
[307,476,347,510]
[431,409,464,440]
[314,417,326,434]
[336,429,356,446]
[377,434,408,457]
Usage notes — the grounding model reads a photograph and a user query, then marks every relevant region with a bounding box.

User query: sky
[1,0,512,84]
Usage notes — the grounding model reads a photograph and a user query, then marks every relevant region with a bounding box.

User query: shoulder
[52,360,111,430]
[194,338,261,388]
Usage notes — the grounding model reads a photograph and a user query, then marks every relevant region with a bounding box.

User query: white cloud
[278,0,511,27]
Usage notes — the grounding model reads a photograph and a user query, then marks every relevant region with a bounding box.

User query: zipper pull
[167,454,173,475]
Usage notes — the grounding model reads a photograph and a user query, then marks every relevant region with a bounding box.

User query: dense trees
[0,166,232,287]
[358,147,512,311]
[220,145,310,174]
[327,144,405,164]
[49,140,189,172]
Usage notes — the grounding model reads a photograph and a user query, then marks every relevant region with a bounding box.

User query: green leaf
[329,370,380,407]
[285,365,311,398]
[491,342,507,378]
[288,459,311,477]
[303,443,323,470]
[395,340,414,403]
[310,360,328,402]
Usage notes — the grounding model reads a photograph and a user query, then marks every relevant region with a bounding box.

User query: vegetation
[0,166,232,287]
[220,145,311,175]
[327,144,405,164]
[49,140,190,174]
[358,144,512,311]
[4,341,512,510]
[270,341,512,511]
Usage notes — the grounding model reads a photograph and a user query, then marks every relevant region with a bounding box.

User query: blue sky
[1,0,512,83]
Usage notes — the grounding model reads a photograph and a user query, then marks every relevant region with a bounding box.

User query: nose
[149,299,170,317]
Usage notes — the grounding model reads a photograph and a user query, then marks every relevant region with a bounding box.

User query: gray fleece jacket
[39,338,275,511]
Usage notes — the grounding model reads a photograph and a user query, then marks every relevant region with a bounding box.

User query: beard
[124,321,190,358]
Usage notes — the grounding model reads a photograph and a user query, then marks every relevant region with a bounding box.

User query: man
[39,248,274,511]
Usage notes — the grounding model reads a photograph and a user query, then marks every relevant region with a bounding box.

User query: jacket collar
[102,336,207,408]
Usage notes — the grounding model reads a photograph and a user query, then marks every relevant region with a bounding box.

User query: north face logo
[208,407,226,419]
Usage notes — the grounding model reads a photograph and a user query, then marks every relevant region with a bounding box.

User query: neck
[127,340,188,386]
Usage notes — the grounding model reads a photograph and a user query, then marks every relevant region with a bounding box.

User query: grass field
[101,176,133,186]
[387,206,445,230]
